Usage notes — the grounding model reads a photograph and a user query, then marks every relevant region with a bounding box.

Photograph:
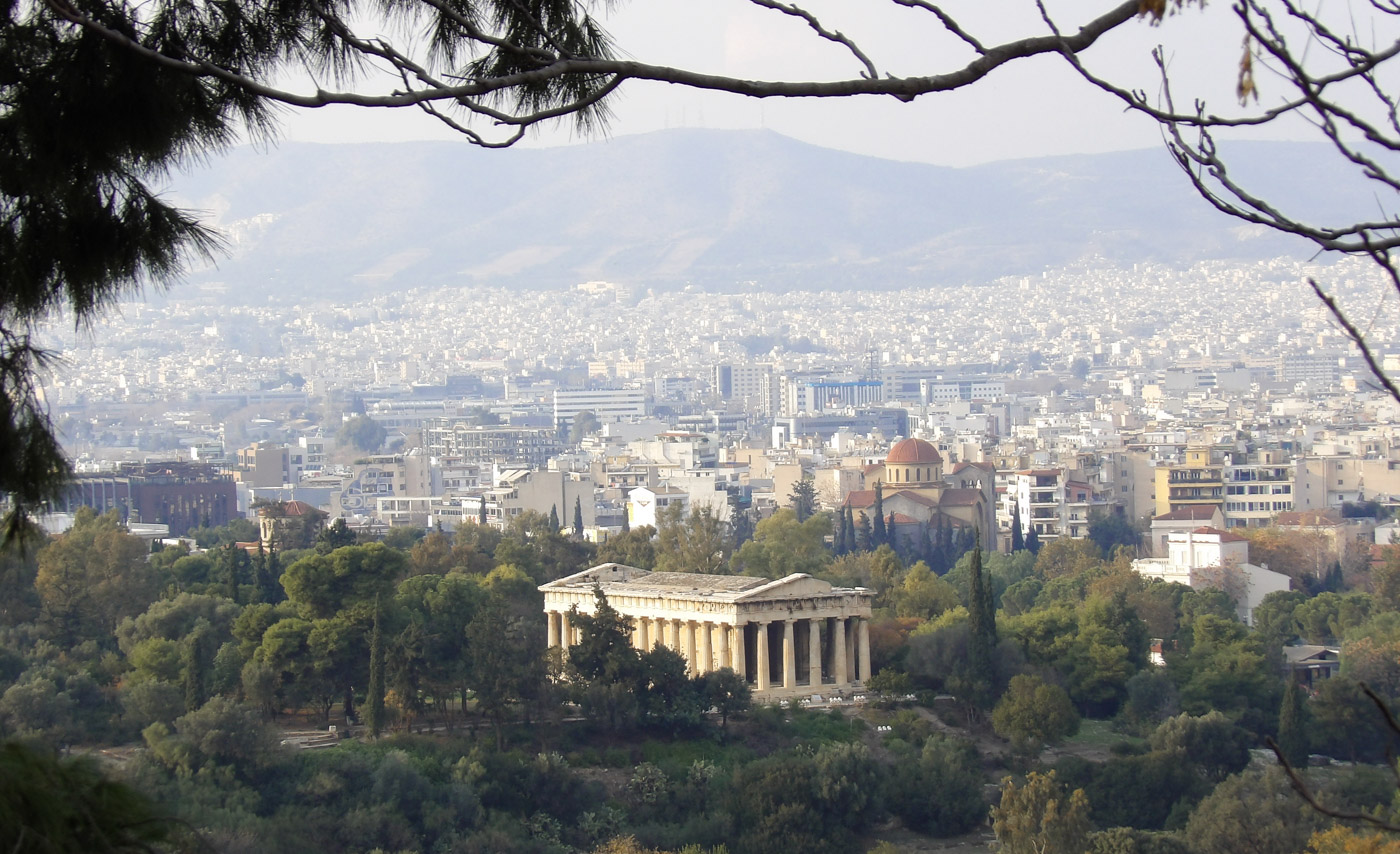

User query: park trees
[34,508,160,643]
[732,508,831,579]
[653,504,728,575]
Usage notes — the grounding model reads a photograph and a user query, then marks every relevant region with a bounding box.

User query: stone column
[667,618,681,652]
[782,619,797,689]
[560,612,572,650]
[846,617,858,676]
[699,621,713,675]
[858,619,872,683]
[636,617,650,651]
[546,611,560,648]
[833,617,848,685]
[684,621,698,674]
[732,624,747,682]
[808,618,823,688]
[717,622,731,671]
[755,621,770,692]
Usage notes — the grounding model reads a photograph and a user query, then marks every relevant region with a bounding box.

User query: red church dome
[885,438,941,465]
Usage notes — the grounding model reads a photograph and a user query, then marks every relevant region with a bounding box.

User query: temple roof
[540,563,868,603]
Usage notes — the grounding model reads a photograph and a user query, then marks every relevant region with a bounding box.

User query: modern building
[57,461,237,537]
[540,563,874,700]
[553,387,648,432]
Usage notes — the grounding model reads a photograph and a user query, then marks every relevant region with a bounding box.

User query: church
[841,437,996,550]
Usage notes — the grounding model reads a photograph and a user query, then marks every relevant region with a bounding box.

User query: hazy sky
[272,0,1289,166]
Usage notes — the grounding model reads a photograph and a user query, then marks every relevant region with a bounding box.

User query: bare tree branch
[747,0,880,79]
[47,0,1143,145]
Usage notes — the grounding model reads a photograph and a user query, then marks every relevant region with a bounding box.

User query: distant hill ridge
[167,128,1363,299]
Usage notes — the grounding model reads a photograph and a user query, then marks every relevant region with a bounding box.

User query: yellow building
[1153,447,1225,517]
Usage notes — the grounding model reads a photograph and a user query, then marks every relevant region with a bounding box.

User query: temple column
[782,619,796,690]
[858,619,872,683]
[667,618,681,652]
[546,611,560,648]
[833,617,848,685]
[846,618,858,676]
[755,621,770,692]
[717,622,731,671]
[560,612,572,650]
[636,617,650,651]
[808,617,823,687]
[699,621,713,675]
[678,621,692,673]
[732,624,747,682]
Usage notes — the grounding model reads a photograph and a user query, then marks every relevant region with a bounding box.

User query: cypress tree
[1011,503,1025,552]
[833,506,847,556]
[574,496,584,535]
[181,628,206,713]
[622,503,630,533]
[843,506,857,554]
[1277,676,1309,768]
[366,598,386,738]
[856,512,872,552]
[966,533,996,708]
[478,495,487,526]
[1026,525,1042,555]
[886,512,898,553]
[872,481,887,547]
[549,504,560,532]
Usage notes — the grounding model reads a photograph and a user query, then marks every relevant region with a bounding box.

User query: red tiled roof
[886,438,942,465]
[1191,526,1248,542]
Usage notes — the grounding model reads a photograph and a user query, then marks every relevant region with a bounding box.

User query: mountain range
[166,128,1371,300]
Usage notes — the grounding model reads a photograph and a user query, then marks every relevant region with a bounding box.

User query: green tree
[992,673,1080,753]
[1277,676,1309,769]
[1011,503,1025,553]
[34,508,159,643]
[965,539,997,708]
[872,481,887,547]
[991,770,1093,854]
[574,497,585,535]
[893,561,960,620]
[280,542,407,620]
[732,508,831,579]
[654,503,729,575]
[1183,767,1318,854]
[1089,512,1139,556]
[597,525,657,569]
[887,734,986,837]
[567,588,639,729]
[1149,710,1252,783]
[466,591,544,748]
[569,410,600,445]
[0,741,176,853]
[701,667,751,730]
[338,415,387,452]
[789,477,817,522]
[365,598,385,738]
[315,517,357,554]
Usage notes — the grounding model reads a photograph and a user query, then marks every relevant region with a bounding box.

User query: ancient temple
[540,563,874,700]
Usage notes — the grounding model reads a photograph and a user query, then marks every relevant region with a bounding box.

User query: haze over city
[7,2,1400,853]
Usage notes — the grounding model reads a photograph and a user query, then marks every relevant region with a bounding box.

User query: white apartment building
[1133,527,1290,625]
[553,387,648,431]
[1222,449,1296,528]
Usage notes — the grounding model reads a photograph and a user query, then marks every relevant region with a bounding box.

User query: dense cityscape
[7,0,1400,848]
